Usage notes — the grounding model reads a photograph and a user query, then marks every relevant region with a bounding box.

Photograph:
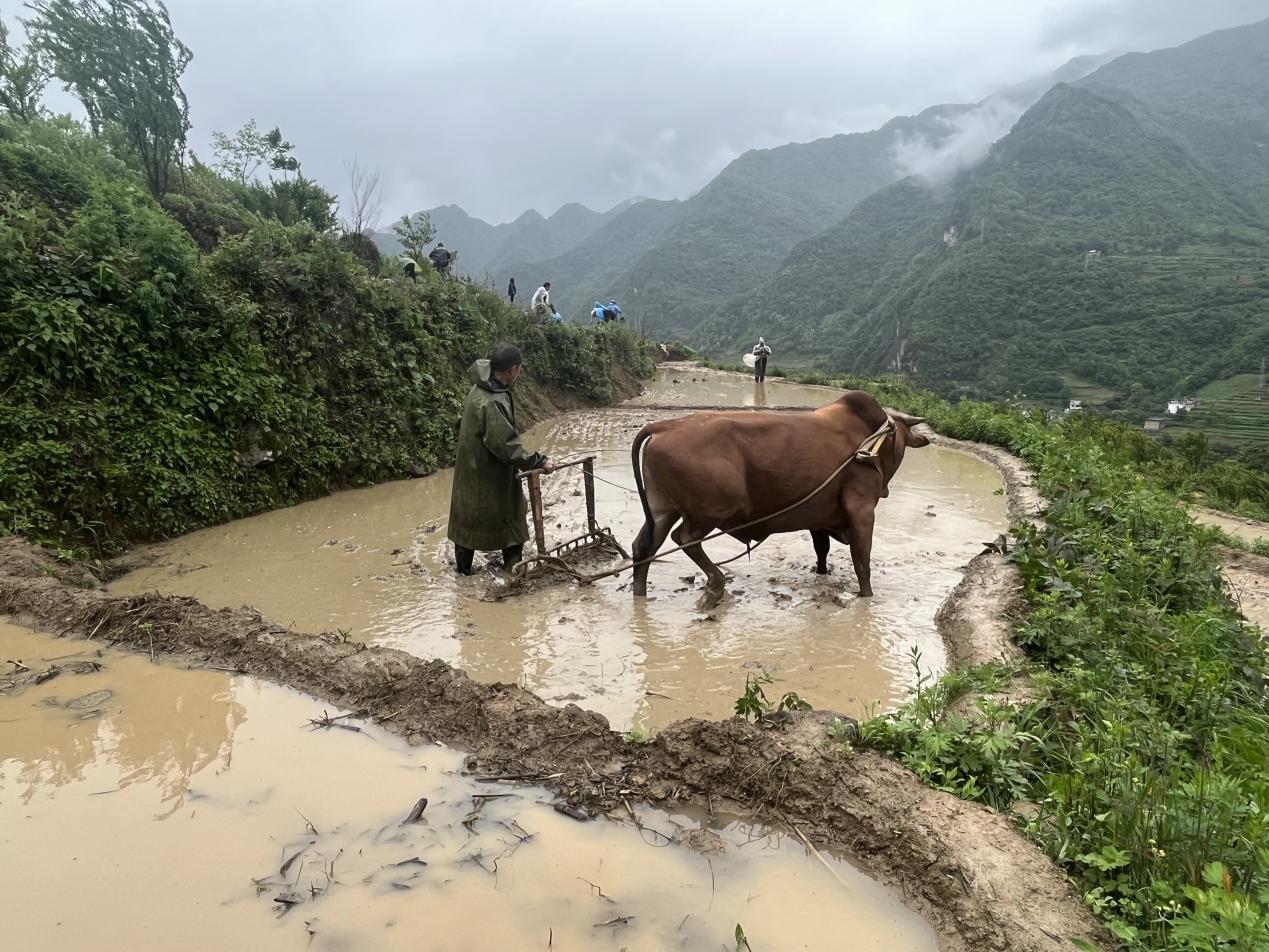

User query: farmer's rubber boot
[501,544,524,572]
[455,545,476,576]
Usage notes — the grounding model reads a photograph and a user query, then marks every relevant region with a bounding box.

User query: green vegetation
[733,669,812,723]
[0,5,652,558]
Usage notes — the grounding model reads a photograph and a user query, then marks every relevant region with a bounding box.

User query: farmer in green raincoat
[448,344,556,575]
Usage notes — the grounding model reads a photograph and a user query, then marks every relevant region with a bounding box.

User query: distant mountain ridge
[372,198,636,279]
[487,54,1112,335]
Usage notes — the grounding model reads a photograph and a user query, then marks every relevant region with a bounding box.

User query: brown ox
[630,391,929,603]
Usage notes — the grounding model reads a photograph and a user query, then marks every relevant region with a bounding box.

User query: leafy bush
[0,116,652,554]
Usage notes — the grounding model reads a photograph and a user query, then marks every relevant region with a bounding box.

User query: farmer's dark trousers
[755,357,768,382]
[454,544,523,575]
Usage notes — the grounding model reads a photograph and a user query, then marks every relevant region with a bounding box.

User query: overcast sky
[35,0,1269,223]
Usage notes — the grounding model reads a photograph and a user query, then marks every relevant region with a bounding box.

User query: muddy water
[111,371,1006,732]
[0,620,938,951]
[629,363,842,408]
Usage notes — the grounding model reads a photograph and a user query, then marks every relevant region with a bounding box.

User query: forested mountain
[373,199,633,277]
[708,19,1269,411]
[489,57,1108,335]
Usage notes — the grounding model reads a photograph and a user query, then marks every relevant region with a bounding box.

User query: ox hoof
[815,566,829,576]
[858,586,874,598]
[695,585,725,612]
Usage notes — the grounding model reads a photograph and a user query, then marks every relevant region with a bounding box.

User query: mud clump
[0,535,1104,951]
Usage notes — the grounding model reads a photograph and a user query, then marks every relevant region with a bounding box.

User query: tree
[341,156,381,236]
[0,17,49,120]
[266,174,337,232]
[392,211,435,264]
[26,0,191,196]
[210,118,296,185]
[1174,431,1209,470]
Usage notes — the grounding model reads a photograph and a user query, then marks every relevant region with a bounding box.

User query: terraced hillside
[1169,373,1269,449]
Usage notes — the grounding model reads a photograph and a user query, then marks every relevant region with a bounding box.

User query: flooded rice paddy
[0,620,939,951]
[110,367,1007,732]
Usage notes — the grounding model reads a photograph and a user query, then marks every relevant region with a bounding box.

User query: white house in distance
[1166,398,1199,415]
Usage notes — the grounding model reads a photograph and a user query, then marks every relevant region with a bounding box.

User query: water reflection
[0,622,243,813]
[0,622,938,952]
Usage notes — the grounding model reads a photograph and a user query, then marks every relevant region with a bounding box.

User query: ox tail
[630,426,657,560]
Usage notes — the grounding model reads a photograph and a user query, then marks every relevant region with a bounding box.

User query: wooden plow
[501,456,630,593]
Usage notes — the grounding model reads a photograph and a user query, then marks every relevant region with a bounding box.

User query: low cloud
[889,98,1025,183]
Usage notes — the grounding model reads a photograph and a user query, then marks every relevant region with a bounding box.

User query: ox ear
[907,429,931,448]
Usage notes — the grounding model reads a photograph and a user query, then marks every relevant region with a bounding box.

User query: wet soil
[0,534,1106,952]
[1217,545,1269,633]
[1,620,937,951]
[108,370,1007,732]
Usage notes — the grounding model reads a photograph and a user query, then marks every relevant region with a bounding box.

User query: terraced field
[1169,373,1269,448]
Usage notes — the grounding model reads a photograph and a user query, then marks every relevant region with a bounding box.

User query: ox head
[874,409,931,497]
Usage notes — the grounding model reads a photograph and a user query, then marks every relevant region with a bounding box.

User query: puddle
[110,371,1007,731]
[0,620,938,951]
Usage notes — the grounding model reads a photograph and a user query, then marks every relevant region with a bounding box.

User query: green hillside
[492,107,968,333]
[491,57,1111,335]
[708,19,1269,418]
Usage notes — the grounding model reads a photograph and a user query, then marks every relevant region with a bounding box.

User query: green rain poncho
[447,360,546,552]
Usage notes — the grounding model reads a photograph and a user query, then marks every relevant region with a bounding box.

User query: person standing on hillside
[531,281,554,321]
[752,337,772,382]
[507,277,517,305]
[429,242,452,276]
[448,344,556,576]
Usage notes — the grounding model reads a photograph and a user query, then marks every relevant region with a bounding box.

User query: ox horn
[886,409,927,427]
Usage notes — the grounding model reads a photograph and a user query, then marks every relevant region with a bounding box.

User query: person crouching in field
[448,344,556,575]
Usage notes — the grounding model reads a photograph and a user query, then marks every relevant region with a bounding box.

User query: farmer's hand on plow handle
[519,455,592,479]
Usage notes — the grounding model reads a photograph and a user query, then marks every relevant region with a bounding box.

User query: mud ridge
[928,434,1046,715]
[0,536,1102,952]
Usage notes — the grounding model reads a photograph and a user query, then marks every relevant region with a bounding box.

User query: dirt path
[0,535,1105,952]
[1192,509,1269,632]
